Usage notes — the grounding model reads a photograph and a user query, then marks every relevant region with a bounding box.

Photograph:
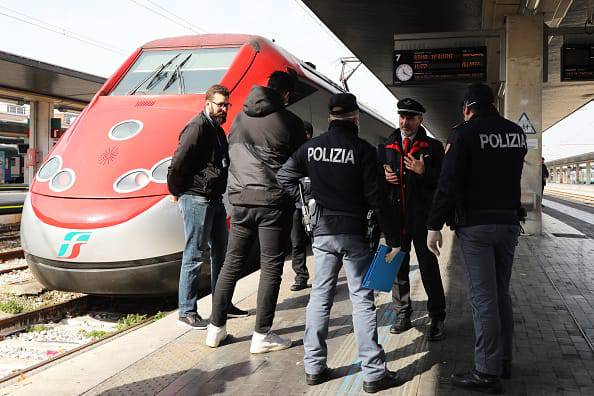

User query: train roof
[142,34,259,49]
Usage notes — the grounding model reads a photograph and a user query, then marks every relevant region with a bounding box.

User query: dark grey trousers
[456,224,519,376]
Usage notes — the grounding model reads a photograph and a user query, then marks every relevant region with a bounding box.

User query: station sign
[393,47,487,84]
[561,44,594,81]
[50,118,62,139]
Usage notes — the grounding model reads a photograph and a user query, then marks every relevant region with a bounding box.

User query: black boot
[363,371,403,393]
[428,318,446,341]
[290,281,308,291]
[306,367,331,385]
[390,315,412,334]
[451,370,503,394]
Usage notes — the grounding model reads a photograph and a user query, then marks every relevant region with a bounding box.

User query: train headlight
[109,120,143,141]
[150,157,171,183]
[114,169,151,193]
[49,169,75,192]
[37,156,62,182]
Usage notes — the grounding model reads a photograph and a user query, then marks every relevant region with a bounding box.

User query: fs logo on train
[57,231,92,259]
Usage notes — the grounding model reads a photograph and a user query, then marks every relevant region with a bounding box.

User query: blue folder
[362,244,407,292]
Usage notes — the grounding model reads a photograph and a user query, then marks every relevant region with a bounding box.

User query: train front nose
[21,193,186,295]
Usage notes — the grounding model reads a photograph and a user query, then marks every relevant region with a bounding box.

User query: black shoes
[428,318,446,341]
[305,367,331,385]
[363,371,403,393]
[177,314,208,330]
[501,360,512,379]
[390,316,412,334]
[227,305,249,318]
[451,370,503,394]
[290,282,308,291]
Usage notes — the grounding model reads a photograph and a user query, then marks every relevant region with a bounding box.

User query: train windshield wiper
[162,54,192,94]
[128,53,181,95]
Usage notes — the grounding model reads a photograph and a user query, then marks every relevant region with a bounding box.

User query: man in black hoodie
[168,84,248,330]
[206,71,305,353]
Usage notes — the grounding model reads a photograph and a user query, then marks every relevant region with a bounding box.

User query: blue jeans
[178,194,228,318]
[304,234,387,382]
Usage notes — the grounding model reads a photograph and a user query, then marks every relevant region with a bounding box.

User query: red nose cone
[31,193,164,229]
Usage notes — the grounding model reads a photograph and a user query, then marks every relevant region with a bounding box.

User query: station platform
[2,213,594,395]
[546,183,594,197]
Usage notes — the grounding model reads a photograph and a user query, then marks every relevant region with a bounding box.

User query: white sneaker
[205,324,227,348]
[249,331,292,354]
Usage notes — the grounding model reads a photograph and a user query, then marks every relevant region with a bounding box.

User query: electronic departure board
[393,47,487,84]
[562,45,594,81]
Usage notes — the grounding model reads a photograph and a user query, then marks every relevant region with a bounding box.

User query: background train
[21,34,396,295]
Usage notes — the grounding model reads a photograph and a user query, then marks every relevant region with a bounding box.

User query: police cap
[328,93,359,115]
[397,98,425,116]
[463,83,494,107]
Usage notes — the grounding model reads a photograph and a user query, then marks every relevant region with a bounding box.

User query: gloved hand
[427,230,442,257]
[385,246,401,264]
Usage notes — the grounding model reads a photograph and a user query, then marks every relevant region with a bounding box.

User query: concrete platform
[546,183,594,197]
[2,214,594,395]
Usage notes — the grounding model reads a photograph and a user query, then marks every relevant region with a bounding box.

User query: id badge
[222,158,229,168]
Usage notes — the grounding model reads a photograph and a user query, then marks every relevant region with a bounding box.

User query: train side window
[110,47,240,96]
[288,79,318,105]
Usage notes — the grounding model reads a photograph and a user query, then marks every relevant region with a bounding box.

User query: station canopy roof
[303,0,594,142]
[0,50,105,108]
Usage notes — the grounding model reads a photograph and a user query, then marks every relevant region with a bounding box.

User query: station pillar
[27,101,53,185]
[587,162,592,184]
[504,15,543,235]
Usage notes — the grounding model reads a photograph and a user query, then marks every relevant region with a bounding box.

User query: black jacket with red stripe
[377,126,444,235]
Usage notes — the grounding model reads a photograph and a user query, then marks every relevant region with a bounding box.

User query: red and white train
[21,34,395,295]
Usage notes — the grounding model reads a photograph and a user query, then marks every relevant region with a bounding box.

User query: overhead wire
[0,5,127,56]
[144,0,208,33]
[128,0,208,34]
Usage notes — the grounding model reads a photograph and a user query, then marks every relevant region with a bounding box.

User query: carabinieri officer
[277,93,402,393]
[426,83,527,394]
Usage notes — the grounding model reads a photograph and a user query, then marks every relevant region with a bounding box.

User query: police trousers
[291,207,310,284]
[303,234,387,382]
[456,224,519,376]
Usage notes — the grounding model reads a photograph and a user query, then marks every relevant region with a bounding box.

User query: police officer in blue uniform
[378,98,446,340]
[427,84,527,394]
[277,93,403,393]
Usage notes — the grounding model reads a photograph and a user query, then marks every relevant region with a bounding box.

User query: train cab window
[110,47,240,96]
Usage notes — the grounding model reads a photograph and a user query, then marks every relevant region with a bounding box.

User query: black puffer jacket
[167,112,229,198]
[377,126,444,235]
[227,86,305,207]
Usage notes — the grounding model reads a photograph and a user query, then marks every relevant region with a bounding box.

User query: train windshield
[110,47,240,96]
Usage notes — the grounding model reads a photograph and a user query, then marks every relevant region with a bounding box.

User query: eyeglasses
[211,101,232,109]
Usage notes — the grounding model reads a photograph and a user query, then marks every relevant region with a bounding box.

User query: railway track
[0,249,24,263]
[0,249,26,275]
[544,189,594,206]
[0,295,176,384]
